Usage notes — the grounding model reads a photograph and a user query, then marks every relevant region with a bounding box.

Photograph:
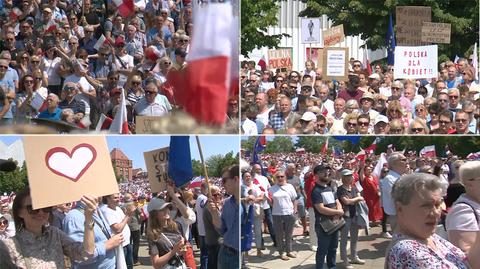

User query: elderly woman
[385,173,480,269]
[446,161,480,253]
[408,118,429,134]
[0,187,97,268]
[268,170,297,261]
[387,100,410,129]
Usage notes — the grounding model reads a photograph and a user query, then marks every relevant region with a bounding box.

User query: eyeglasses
[358,121,369,126]
[391,87,400,90]
[108,77,119,81]
[21,56,29,59]
[55,32,62,36]
[353,64,361,67]
[411,127,424,132]
[439,120,451,125]
[31,61,40,64]
[390,109,400,113]
[318,124,325,128]
[415,108,425,112]
[438,99,448,102]
[212,193,221,197]
[6,38,14,41]
[24,204,53,215]
[0,65,8,69]
[179,39,189,43]
[455,119,468,123]
[68,42,77,46]
[24,80,34,84]
[449,95,459,99]
[35,77,42,80]
[390,128,403,132]
[145,91,157,95]
[347,122,357,127]
[163,62,171,65]
[281,86,288,90]
[277,175,286,178]
[132,81,141,85]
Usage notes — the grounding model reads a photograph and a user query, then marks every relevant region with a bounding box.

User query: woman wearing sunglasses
[0,187,97,268]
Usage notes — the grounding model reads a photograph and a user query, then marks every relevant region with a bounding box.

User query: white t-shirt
[100,204,131,247]
[446,194,480,232]
[269,183,297,216]
[195,194,208,236]
[112,54,134,87]
[43,57,62,85]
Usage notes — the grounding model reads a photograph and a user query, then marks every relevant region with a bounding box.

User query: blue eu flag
[168,136,193,187]
[387,13,396,65]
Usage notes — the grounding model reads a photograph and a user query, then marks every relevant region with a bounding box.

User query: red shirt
[304,172,316,209]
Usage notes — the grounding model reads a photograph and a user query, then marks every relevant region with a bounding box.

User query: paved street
[245,226,389,269]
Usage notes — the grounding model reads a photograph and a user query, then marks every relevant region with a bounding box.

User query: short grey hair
[387,152,405,168]
[459,161,480,184]
[392,173,447,205]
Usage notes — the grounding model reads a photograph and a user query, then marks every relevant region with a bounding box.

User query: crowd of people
[0,0,238,133]
[240,149,480,269]
[240,57,480,135]
[0,164,240,269]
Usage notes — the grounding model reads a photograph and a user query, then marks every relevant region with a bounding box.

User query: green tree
[241,136,257,152]
[300,0,479,60]
[265,137,294,153]
[296,136,326,153]
[192,159,204,176]
[241,0,288,56]
[0,161,28,193]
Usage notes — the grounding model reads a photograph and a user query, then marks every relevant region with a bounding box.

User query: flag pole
[195,135,211,197]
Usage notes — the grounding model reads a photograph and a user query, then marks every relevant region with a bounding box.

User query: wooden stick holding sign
[195,135,211,198]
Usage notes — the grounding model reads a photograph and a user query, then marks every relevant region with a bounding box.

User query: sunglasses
[438,99,448,102]
[68,42,77,46]
[411,127,424,132]
[24,80,34,84]
[358,122,369,126]
[212,193,221,197]
[390,128,403,132]
[132,81,141,85]
[31,61,40,64]
[24,204,52,215]
[145,91,157,95]
[455,119,468,123]
[439,120,451,125]
[353,65,361,67]
[449,95,459,99]
[347,122,357,127]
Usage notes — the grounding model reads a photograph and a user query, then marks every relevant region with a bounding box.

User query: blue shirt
[220,195,239,251]
[62,204,116,269]
[38,107,62,120]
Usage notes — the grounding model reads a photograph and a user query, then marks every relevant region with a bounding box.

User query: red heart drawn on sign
[45,143,97,182]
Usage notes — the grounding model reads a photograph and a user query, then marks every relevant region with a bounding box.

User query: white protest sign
[394,45,438,79]
[323,47,349,80]
[301,18,322,44]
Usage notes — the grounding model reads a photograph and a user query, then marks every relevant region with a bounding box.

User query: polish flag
[363,45,372,76]
[364,137,380,154]
[420,145,436,158]
[168,2,233,125]
[45,20,57,33]
[356,149,366,162]
[77,116,91,129]
[94,34,110,51]
[95,113,113,131]
[321,138,329,155]
[144,46,164,62]
[9,8,22,21]
[258,55,267,71]
[109,89,129,134]
[112,0,135,18]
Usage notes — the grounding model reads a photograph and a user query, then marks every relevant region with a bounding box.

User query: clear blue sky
[0,135,239,170]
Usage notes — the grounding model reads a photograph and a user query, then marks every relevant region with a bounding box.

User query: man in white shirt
[101,193,135,269]
[195,182,209,269]
[134,82,172,116]
[64,59,96,117]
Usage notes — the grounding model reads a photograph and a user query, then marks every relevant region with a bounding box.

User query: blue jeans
[262,208,276,247]
[199,236,208,269]
[315,224,339,269]
[124,244,133,269]
[217,245,239,269]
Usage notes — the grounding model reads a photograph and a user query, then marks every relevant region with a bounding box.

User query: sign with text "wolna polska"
[144,147,169,192]
[268,49,293,70]
[394,45,438,79]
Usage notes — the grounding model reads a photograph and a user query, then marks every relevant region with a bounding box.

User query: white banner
[394,45,438,79]
[301,18,322,44]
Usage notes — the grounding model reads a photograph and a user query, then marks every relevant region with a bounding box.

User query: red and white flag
[363,45,372,76]
[356,149,366,162]
[94,34,110,51]
[420,145,436,158]
[258,55,267,71]
[9,8,22,21]
[109,89,129,134]
[364,137,380,154]
[168,2,233,125]
[95,113,113,131]
[45,20,57,33]
[112,0,134,17]
[77,116,91,129]
[321,138,329,155]
[144,46,164,62]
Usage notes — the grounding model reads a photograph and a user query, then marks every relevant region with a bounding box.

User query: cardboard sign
[301,18,322,44]
[396,6,431,45]
[323,47,349,81]
[306,48,324,72]
[23,136,118,209]
[136,116,161,134]
[394,45,438,79]
[268,49,293,70]
[143,147,169,192]
[421,22,451,44]
[323,25,345,47]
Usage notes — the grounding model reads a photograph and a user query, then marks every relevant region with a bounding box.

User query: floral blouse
[0,225,93,269]
[386,233,468,269]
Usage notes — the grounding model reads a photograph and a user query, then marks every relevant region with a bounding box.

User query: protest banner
[143,147,169,192]
[393,45,438,79]
[268,48,293,70]
[23,136,118,209]
[421,22,451,44]
[301,18,322,44]
[306,47,323,70]
[396,6,431,46]
[323,47,349,81]
[323,24,345,47]
[136,116,161,134]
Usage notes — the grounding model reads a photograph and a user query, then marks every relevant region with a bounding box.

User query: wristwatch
[84,220,95,230]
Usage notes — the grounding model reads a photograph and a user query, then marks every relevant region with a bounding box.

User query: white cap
[301,112,317,122]
[374,115,389,125]
[369,73,380,80]
[147,198,171,213]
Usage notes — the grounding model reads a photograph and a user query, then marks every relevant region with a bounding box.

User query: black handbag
[319,216,346,235]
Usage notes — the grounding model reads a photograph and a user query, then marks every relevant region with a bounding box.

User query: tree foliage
[241,0,288,56]
[265,137,295,153]
[299,0,479,60]
[192,159,204,176]
[0,161,28,194]
[203,152,239,177]
[241,136,257,153]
